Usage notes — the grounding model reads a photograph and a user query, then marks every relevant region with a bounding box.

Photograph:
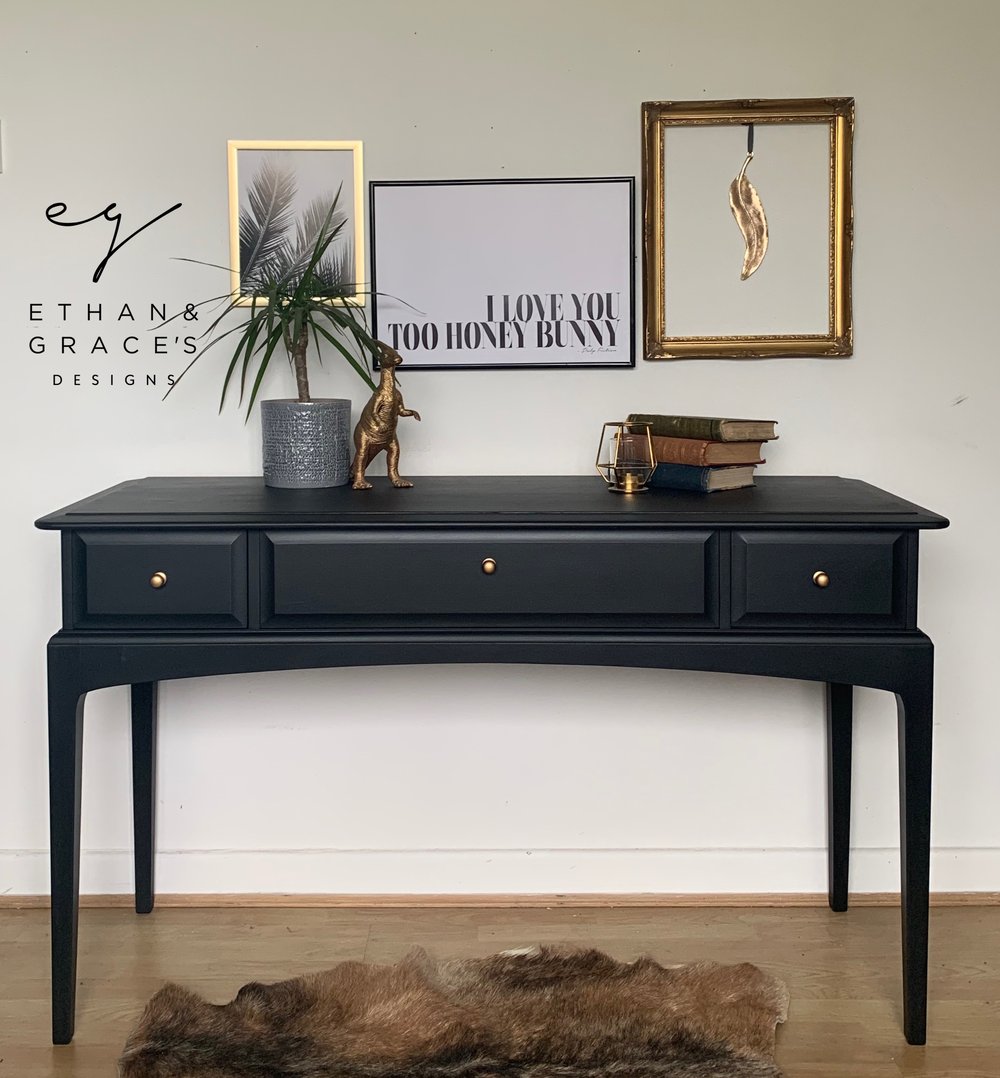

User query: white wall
[2,0,997,897]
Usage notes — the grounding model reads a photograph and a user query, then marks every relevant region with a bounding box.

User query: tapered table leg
[48,662,85,1045]
[131,682,158,915]
[826,682,853,912]
[897,667,934,1045]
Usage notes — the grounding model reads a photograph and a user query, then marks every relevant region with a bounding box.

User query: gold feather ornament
[729,125,768,280]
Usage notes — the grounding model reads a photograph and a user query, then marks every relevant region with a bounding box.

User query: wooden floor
[1,905,998,1077]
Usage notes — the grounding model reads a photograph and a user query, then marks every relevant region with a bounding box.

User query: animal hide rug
[120,945,789,1078]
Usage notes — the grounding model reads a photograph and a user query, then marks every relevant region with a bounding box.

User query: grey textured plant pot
[260,398,353,488]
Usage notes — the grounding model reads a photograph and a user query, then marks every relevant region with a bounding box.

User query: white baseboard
[2,846,998,897]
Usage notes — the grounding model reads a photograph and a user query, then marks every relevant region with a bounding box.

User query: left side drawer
[72,531,248,628]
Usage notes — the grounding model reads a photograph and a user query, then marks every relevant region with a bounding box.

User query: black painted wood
[47,648,84,1045]
[130,683,157,916]
[73,530,247,628]
[826,682,853,913]
[36,475,948,1047]
[263,529,718,629]
[897,666,935,1046]
[45,630,936,696]
[35,475,950,530]
[732,530,907,629]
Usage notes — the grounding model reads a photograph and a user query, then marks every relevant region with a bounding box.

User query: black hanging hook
[747,123,755,155]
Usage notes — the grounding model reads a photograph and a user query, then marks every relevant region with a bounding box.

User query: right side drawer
[731,530,908,629]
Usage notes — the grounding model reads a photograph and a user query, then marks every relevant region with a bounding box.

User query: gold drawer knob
[481,558,497,575]
[812,570,830,588]
[149,571,168,589]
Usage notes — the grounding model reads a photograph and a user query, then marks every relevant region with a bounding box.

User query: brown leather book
[619,432,764,466]
[647,435,765,466]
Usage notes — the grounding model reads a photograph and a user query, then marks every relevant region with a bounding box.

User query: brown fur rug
[119,945,789,1078]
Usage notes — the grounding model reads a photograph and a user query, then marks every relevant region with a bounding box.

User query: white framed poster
[370,177,635,369]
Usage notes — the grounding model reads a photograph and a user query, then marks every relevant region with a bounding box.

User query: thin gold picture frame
[641,98,854,359]
[227,139,365,307]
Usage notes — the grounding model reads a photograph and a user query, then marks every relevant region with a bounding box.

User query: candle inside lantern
[596,422,655,494]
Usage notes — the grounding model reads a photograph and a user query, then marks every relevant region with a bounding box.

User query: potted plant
[167,174,381,488]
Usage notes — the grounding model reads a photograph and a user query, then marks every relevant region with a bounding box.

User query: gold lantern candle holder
[596,421,656,493]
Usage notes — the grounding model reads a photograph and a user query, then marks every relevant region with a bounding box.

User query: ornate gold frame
[641,98,854,359]
[227,139,365,307]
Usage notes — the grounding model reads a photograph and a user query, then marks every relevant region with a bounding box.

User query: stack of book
[626,413,778,492]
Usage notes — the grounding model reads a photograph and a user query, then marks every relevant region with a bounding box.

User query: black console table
[36,475,948,1045]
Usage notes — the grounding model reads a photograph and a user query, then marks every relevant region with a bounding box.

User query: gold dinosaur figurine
[351,342,421,490]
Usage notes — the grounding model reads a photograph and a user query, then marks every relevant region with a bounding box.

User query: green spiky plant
[166,161,379,417]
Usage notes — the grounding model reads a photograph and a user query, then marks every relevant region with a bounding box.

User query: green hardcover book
[628,414,778,442]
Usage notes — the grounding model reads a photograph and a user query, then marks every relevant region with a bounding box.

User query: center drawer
[261,529,719,628]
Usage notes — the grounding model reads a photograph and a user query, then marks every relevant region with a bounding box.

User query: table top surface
[35,475,950,530]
